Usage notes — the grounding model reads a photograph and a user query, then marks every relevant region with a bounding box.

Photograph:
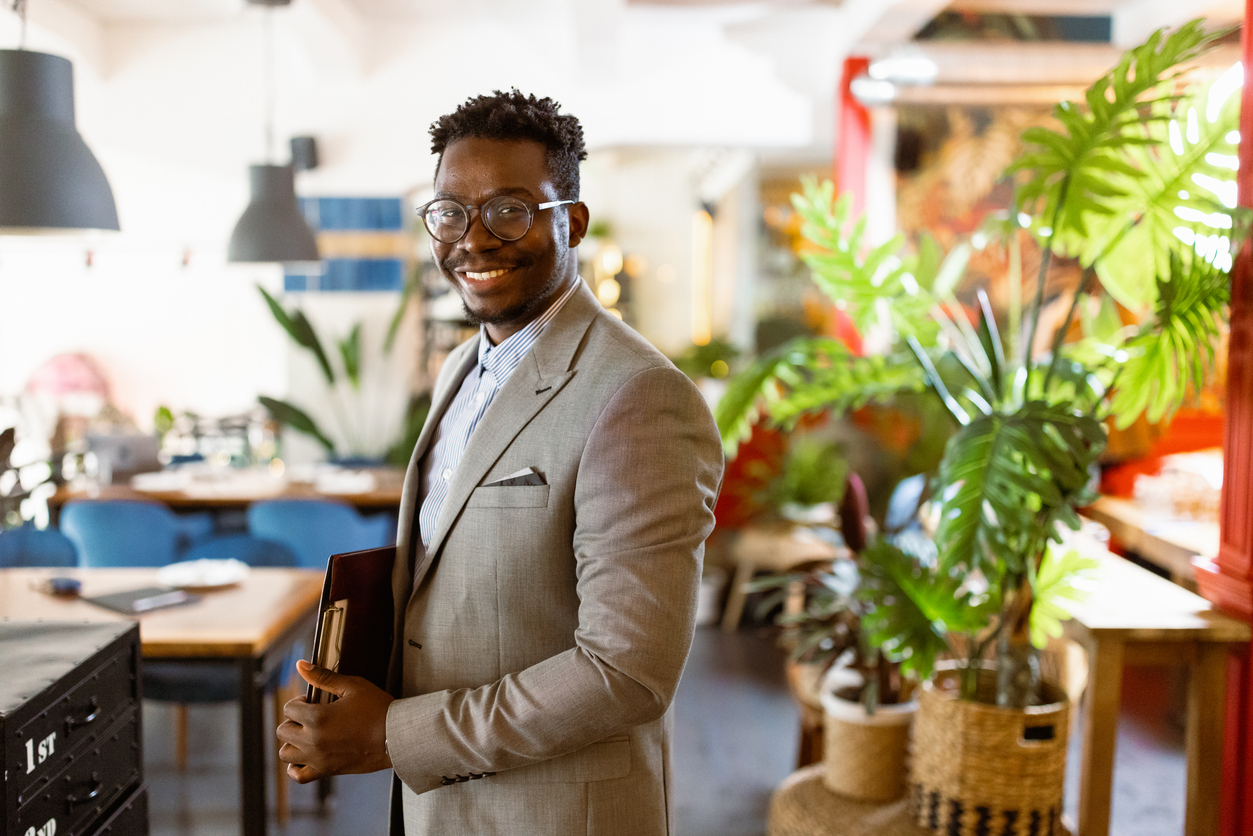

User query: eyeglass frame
[415,195,576,243]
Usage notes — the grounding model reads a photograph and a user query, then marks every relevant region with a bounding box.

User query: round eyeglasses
[416,196,575,244]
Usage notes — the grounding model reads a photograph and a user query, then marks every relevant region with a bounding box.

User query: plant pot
[818,670,917,802]
[910,667,1069,836]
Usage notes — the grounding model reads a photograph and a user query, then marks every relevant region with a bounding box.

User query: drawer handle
[64,698,100,733]
[67,773,103,807]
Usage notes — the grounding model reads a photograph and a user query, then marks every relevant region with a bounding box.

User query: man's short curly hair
[430,90,587,200]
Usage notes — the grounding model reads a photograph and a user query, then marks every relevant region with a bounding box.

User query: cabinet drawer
[86,783,148,836]
[17,708,141,836]
[11,647,137,804]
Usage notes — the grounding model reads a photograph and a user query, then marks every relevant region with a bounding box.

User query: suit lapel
[390,337,479,686]
[410,280,603,588]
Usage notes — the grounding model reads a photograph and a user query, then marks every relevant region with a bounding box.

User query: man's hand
[276,660,395,783]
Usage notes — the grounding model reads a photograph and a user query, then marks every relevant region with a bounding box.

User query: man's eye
[496,206,524,217]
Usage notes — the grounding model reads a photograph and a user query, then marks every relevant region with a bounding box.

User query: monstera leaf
[1028,545,1099,650]
[1085,82,1244,308]
[1009,20,1223,254]
[1110,252,1230,427]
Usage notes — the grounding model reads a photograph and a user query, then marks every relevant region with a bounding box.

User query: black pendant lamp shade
[227,163,319,262]
[0,49,119,232]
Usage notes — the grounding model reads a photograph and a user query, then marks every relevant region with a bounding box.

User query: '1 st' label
[24,732,57,774]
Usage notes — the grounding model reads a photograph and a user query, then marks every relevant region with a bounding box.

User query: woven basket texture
[822,703,913,802]
[909,669,1069,836]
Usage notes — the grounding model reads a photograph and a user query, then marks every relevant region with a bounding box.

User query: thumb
[297,659,349,697]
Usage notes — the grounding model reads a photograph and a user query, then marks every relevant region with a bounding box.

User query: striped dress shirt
[418,279,580,549]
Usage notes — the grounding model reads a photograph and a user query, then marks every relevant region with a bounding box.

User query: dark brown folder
[305,545,396,704]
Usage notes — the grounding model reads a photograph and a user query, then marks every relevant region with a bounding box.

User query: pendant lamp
[0,48,120,233]
[227,0,318,263]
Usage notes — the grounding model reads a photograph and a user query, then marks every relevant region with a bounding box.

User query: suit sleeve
[384,364,724,794]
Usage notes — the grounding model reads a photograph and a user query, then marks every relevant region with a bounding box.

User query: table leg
[1078,637,1124,836]
[720,559,755,632]
[239,656,268,836]
[1185,644,1228,836]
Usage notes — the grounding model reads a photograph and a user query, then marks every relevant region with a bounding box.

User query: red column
[1195,1,1253,832]
[836,56,872,216]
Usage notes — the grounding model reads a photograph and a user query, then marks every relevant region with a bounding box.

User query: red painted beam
[1197,2,1253,833]
[836,56,872,216]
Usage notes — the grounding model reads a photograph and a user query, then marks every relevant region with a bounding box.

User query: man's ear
[567,202,590,249]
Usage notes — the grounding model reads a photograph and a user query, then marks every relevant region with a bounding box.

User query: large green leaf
[1109,252,1229,427]
[337,323,362,389]
[1009,20,1224,254]
[258,395,335,452]
[1086,84,1244,307]
[1028,545,1099,649]
[934,401,1105,577]
[858,539,991,681]
[384,266,420,354]
[257,285,336,385]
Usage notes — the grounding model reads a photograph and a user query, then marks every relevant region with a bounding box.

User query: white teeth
[464,269,508,280]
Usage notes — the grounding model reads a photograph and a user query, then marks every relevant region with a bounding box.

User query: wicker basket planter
[910,667,1069,836]
[818,669,917,802]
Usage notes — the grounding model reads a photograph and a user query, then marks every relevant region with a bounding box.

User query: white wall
[0,2,827,441]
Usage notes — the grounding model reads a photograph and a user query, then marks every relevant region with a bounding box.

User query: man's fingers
[296,659,350,697]
[287,762,322,784]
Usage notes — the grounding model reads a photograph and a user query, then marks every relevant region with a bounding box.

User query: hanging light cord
[11,0,28,49]
[263,5,276,164]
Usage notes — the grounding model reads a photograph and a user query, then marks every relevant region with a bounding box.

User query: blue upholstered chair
[246,498,394,570]
[60,499,213,567]
[0,525,78,568]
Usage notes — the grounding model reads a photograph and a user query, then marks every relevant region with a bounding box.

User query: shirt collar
[477,278,580,375]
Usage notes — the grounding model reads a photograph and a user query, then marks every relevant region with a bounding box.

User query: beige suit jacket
[384,281,723,835]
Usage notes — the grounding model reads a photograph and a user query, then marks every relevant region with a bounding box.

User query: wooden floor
[143,628,1186,836]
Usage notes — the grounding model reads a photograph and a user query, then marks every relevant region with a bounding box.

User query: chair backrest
[61,500,181,567]
[181,533,299,567]
[0,526,79,568]
[246,499,393,570]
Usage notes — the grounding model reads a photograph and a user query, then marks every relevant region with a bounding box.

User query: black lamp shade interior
[228,164,319,263]
[0,49,120,232]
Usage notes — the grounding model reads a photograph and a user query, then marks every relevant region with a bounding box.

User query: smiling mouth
[461,268,511,281]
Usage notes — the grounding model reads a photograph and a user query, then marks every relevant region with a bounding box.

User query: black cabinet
[1,620,146,836]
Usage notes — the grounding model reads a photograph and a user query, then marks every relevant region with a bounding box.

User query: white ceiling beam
[1112,0,1242,48]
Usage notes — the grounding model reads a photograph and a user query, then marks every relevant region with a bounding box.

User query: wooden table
[0,567,323,836]
[1063,549,1249,836]
[1083,495,1219,584]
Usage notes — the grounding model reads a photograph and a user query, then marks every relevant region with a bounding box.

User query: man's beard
[457,269,567,329]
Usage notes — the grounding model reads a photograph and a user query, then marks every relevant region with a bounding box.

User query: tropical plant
[716,19,1245,706]
[257,271,429,465]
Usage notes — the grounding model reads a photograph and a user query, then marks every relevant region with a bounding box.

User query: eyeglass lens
[423,196,533,243]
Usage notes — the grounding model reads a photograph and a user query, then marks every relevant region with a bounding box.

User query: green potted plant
[256,281,429,467]
[718,19,1243,834]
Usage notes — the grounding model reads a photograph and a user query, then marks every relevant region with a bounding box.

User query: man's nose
[459,208,501,251]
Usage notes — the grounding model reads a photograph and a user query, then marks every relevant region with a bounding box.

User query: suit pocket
[490,736,631,785]
[467,484,550,508]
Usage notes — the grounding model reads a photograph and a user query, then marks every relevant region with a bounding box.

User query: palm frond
[338,323,362,389]
[258,395,335,452]
[935,401,1105,577]
[791,178,936,340]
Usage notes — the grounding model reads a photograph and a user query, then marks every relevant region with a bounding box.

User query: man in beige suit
[277,91,723,835]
